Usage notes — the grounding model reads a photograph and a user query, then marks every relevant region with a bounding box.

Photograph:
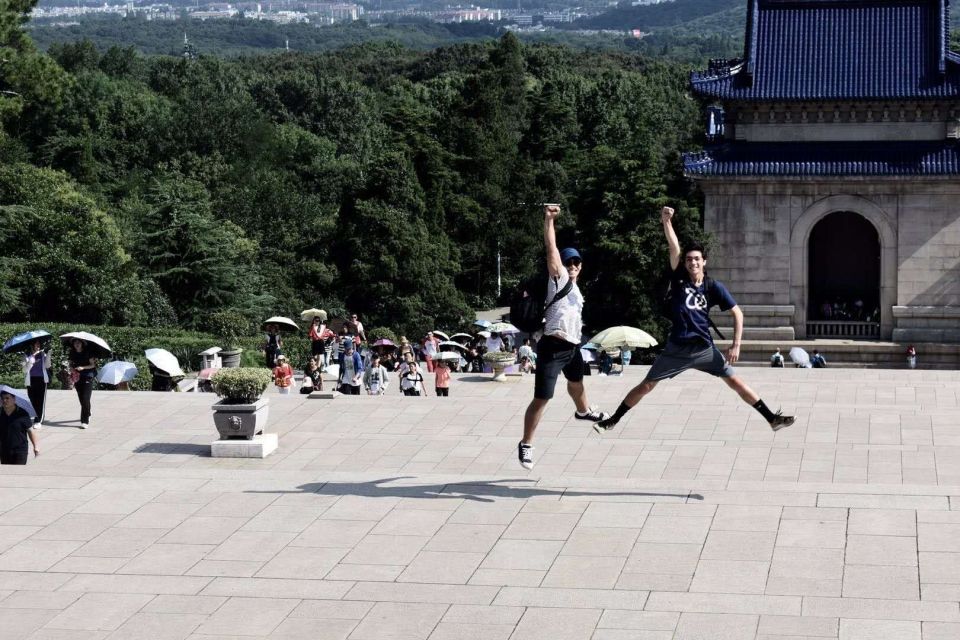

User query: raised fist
[544,204,561,220]
[660,206,674,223]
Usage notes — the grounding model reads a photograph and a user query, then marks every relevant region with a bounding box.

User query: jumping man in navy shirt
[596,206,795,432]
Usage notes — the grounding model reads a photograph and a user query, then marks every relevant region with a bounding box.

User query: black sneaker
[518,442,534,470]
[769,412,795,431]
[593,415,619,434]
[575,406,609,422]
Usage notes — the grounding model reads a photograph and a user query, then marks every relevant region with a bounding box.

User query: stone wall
[698,178,960,342]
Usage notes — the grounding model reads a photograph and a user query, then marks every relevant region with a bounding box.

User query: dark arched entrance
[807,211,881,338]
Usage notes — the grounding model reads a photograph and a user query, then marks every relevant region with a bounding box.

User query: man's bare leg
[522,398,549,444]
[566,380,589,414]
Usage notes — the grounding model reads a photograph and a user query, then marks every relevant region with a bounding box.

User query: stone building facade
[684,0,960,343]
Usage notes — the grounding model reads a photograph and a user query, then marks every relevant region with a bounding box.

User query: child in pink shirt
[434,359,451,397]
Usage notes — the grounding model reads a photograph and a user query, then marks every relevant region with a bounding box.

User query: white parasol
[97,361,139,385]
[587,326,658,350]
[60,331,112,359]
[789,347,812,368]
[262,316,300,333]
[144,349,185,377]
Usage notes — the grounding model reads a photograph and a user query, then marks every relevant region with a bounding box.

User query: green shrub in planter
[211,367,272,404]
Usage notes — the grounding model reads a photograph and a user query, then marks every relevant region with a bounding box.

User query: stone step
[714,338,960,368]
[715,327,796,341]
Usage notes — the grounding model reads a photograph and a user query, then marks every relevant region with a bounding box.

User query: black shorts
[645,340,735,381]
[534,335,584,400]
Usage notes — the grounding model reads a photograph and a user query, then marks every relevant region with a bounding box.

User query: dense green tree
[0,163,144,324]
[3,22,716,339]
[134,175,266,326]
[1,0,67,152]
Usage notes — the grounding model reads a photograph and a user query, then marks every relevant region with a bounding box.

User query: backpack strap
[704,277,727,341]
[545,277,573,313]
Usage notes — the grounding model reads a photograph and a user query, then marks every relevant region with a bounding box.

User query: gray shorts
[645,340,735,382]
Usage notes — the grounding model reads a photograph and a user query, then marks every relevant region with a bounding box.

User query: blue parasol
[0,385,36,418]
[3,330,52,354]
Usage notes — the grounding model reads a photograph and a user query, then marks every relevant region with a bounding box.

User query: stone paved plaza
[3,367,960,639]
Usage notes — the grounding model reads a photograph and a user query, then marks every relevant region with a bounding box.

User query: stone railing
[806,321,880,338]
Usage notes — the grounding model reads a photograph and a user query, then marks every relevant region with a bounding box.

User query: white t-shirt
[400,370,423,391]
[485,336,504,352]
[340,355,356,385]
[543,269,583,345]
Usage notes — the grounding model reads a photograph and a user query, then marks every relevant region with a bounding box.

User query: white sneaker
[80,422,88,429]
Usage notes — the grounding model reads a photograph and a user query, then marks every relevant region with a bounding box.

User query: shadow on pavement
[248,476,703,504]
[134,443,210,456]
[39,420,83,428]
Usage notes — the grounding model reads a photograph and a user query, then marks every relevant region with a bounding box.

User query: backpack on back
[510,272,573,333]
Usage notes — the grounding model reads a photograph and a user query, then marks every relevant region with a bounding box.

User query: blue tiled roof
[683,141,960,176]
[691,0,960,100]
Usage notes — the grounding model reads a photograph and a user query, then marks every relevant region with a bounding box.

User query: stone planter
[219,349,243,368]
[483,352,517,382]
[212,397,269,440]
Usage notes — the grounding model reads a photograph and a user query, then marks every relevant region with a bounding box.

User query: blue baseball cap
[560,248,581,263]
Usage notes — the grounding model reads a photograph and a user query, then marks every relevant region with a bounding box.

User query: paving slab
[3,369,960,638]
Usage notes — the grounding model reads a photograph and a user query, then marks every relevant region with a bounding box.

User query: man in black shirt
[0,390,39,465]
[596,206,795,433]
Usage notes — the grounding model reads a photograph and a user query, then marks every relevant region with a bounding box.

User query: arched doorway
[807,211,881,338]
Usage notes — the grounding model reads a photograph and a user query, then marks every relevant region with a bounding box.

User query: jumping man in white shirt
[518,204,609,470]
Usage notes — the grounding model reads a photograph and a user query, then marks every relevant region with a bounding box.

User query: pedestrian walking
[308,317,328,365]
[350,313,367,343]
[0,389,39,465]
[364,354,390,395]
[400,361,426,396]
[273,355,294,394]
[68,338,98,428]
[811,350,827,368]
[264,324,282,368]
[338,344,363,395]
[595,206,795,433]
[519,204,609,470]
[422,332,439,372]
[434,358,451,396]
[23,340,51,428]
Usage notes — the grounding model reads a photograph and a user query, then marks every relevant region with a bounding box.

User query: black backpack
[657,268,726,340]
[510,273,573,333]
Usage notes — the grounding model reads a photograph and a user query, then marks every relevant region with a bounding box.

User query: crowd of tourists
[271,314,538,398]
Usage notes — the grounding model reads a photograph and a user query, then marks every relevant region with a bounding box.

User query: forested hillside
[573,0,742,31]
[27,15,743,63]
[3,0,709,341]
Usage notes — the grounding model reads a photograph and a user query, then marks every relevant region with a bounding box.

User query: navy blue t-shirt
[667,266,737,345]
